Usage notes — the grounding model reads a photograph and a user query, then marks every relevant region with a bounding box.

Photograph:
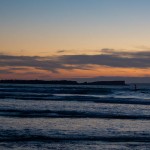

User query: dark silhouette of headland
[0,80,125,85]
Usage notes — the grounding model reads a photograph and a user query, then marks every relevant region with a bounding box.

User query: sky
[0,0,150,81]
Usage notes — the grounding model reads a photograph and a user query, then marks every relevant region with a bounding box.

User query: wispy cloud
[0,49,150,74]
[101,48,150,58]
[57,50,66,53]
[0,69,12,74]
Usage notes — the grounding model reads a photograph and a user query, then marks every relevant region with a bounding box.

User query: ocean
[0,83,150,150]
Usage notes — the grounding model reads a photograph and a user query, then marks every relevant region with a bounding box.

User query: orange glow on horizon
[1,66,150,80]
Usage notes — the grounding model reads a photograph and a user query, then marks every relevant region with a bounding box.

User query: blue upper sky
[1,0,150,53]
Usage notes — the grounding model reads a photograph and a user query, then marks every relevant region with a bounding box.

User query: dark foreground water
[0,84,150,149]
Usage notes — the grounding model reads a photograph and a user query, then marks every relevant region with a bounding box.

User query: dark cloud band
[0,49,150,74]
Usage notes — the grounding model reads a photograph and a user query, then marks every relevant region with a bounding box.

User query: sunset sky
[1,0,150,81]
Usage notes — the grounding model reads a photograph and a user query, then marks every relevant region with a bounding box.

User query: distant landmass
[85,81,125,85]
[0,80,125,85]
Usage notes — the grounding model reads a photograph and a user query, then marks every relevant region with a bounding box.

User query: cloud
[57,50,66,53]
[60,50,150,68]
[0,49,150,74]
[0,55,88,73]
[0,69,12,74]
[0,55,64,73]
[101,48,150,58]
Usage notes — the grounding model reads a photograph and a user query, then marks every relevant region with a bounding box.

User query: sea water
[0,84,150,149]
